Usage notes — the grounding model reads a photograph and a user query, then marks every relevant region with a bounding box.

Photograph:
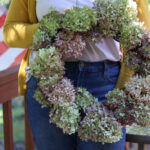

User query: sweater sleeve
[3,0,40,48]
[135,0,150,30]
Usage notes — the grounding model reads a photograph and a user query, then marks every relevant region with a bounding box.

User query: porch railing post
[3,101,14,150]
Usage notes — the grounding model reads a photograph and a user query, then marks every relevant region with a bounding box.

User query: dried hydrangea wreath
[27,0,150,144]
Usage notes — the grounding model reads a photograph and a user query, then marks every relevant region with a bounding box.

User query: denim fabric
[26,60,126,150]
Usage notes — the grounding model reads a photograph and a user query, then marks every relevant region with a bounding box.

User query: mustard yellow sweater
[3,0,150,96]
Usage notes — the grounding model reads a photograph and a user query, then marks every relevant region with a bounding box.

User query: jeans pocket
[104,64,120,84]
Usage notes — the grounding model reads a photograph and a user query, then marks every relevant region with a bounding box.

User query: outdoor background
[0,0,150,150]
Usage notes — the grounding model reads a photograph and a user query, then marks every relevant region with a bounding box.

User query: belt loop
[79,61,85,71]
[104,60,109,78]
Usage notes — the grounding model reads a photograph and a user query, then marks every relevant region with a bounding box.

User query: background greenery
[148,0,150,12]
[0,0,11,8]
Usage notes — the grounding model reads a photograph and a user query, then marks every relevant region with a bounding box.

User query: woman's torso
[30,0,123,62]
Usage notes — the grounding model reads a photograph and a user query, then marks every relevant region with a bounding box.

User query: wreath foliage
[27,0,150,143]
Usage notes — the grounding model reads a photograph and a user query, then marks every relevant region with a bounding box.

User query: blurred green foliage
[0,0,11,8]
[127,124,150,136]
[149,0,150,12]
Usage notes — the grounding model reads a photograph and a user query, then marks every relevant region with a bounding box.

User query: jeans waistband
[64,60,120,72]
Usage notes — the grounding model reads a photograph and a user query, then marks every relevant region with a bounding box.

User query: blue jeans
[26,60,126,150]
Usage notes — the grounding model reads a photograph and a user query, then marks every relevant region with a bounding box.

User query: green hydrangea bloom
[105,89,126,110]
[78,102,122,144]
[43,78,76,105]
[54,30,86,58]
[105,89,134,125]
[120,22,145,50]
[125,50,142,73]
[133,95,150,127]
[105,75,150,127]
[34,89,51,108]
[94,0,138,39]
[125,75,150,98]
[41,7,63,36]
[76,88,98,112]
[125,31,150,76]
[29,47,64,88]
[49,103,81,134]
[62,6,97,32]
[30,27,52,51]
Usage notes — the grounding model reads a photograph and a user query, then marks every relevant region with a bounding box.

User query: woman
[3,0,150,150]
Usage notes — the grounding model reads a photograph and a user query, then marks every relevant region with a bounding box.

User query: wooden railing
[0,65,149,150]
[0,65,34,150]
[126,134,150,150]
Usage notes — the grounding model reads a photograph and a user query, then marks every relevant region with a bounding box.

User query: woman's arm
[3,0,39,48]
